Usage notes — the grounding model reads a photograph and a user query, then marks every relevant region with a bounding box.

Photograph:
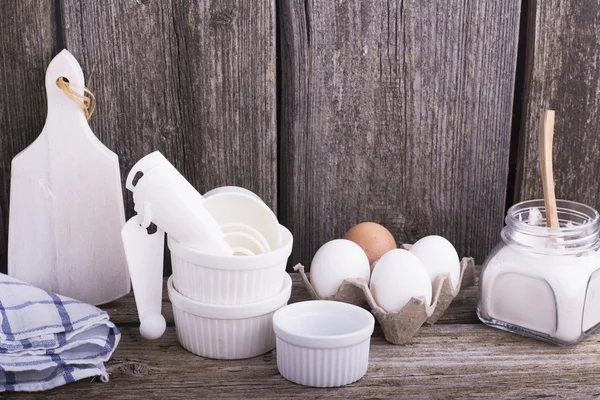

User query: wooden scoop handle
[538,110,559,228]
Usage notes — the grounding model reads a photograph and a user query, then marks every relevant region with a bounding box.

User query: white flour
[480,246,600,343]
[479,207,600,344]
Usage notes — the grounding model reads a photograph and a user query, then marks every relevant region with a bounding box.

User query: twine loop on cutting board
[56,76,96,120]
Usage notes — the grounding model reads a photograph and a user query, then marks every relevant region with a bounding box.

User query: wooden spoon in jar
[538,109,559,228]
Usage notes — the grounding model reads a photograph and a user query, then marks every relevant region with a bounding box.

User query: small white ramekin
[168,225,293,305]
[168,273,292,360]
[273,300,375,387]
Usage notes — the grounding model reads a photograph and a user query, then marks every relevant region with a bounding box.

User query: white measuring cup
[204,192,281,251]
[125,151,232,255]
[221,223,272,252]
[224,231,268,255]
[204,186,263,200]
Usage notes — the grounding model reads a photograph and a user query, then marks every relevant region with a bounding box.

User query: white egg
[409,235,460,289]
[310,239,371,298]
[369,249,432,312]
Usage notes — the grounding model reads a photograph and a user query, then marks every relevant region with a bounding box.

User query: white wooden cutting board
[7,50,130,305]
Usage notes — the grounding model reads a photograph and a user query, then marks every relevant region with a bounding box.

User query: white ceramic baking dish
[168,273,292,360]
[273,300,375,387]
[168,225,293,305]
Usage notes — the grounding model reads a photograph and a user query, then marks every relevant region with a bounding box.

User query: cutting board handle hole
[131,171,144,187]
[146,222,158,235]
[56,76,70,85]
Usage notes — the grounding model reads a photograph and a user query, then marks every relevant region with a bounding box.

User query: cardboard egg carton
[294,244,475,345]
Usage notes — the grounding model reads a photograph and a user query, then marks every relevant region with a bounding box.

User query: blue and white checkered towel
[0,273,120,392]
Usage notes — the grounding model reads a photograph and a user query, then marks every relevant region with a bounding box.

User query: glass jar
[477,199,600,345]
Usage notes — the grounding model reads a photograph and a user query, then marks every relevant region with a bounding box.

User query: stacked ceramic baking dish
[121,152,293,360]
[167,225,293,359]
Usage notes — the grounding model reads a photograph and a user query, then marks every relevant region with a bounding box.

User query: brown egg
[343,222,397,269]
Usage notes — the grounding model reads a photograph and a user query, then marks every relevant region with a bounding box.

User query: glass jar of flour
[478,199,600,345]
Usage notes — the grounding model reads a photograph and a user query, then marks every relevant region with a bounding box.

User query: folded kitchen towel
[0,273,120,392]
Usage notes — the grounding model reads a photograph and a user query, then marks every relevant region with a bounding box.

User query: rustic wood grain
[516,1,600,207]
[278,0,521,268]
[0,1,57,274]
[7,274,600,399]
[11,325,600,399]
[60,0,276,273]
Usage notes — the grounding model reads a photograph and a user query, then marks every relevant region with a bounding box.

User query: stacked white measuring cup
[121,151,293,359]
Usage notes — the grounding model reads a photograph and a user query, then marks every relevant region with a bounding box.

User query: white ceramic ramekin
[168,273,292,360]
[273,300,375,387]
[168,225,293,305]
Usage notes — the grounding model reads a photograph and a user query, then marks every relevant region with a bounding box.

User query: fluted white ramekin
[168,225,292,305]
[273,300,375,387]
[168,273,292,360]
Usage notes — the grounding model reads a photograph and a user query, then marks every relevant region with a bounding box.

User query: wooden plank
[0,1,57,274]
[10,325,600,399]
[103,273,480,328]
[516,1,600,206]
[61,0,277,273]
[9,273,600,398]
[278,0,521,268]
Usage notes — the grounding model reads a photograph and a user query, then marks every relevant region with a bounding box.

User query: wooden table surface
[4,273,600,399]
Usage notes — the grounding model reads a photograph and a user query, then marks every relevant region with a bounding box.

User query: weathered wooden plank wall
[516,1,600,207]
[61,0,277,216]
[278,0,521,267]
[0,1,57,275]
[4,0,600,275]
